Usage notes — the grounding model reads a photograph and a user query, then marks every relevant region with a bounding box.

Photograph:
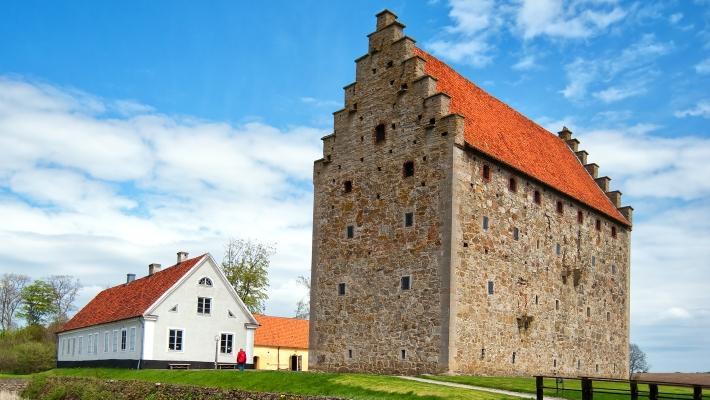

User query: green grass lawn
[36,368,520,400]
[421,375,709,400]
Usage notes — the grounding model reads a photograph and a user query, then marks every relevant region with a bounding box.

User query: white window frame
[168,328,184,352]
[71,338,76,356]
[78,336,83,355]
[112,330,118,352]
[129,327,136,352]
[93,333,98,354]
[197,297,212,315]
[87,334,92,355]
[198,277,213,287]
[220,332,234,355]
[104,331,110,353]
[120,328,127,351]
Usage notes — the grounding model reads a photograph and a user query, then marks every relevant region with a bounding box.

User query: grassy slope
[422,375,709,400]
[40,368,519,400]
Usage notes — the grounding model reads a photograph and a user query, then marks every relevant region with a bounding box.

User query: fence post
[630,381,638,400]
[536,376,544,400]
[649,384,658,400]
[693,386,702,400]
[582,378,593,400]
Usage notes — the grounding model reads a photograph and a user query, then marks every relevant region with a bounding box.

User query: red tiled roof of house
[415,48,629,226]
[253,314,309,350]
[59,254,206,333]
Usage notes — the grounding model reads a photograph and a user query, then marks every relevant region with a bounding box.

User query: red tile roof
[253,314,309,349]
[59,254,206,333]
[415,48,629,226]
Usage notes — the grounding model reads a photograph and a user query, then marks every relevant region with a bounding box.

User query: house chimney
[148,263,161,276]
[177,251,189,263]
[126,273,136,283]
[558,126,573,141]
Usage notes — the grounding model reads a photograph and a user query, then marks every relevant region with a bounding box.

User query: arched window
[198,277,213,287]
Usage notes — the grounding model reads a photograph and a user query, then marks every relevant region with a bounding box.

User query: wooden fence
[535,375,708,400]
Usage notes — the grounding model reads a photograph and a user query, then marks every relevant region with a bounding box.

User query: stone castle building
[309,10,632,377]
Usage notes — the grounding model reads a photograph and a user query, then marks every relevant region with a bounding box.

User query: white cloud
[0,76,324,317]
[515,0,626,40]
[299,97,339,108]
[561,35,671,102]
[512,54,537,71]
[694,58,710,74]
[674,100,710,119]
[669,13,683,24]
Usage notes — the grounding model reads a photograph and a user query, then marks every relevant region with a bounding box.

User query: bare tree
[46,275,81,323]
[0,273,31,331]
[294,275,310,319]
[221,238,272,314]
[630,343,650,373]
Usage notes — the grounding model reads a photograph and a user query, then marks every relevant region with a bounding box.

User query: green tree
[17,281,58,326]
[221,238,272,313]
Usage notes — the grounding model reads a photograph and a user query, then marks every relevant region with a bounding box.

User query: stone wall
[450,146,630,378]
[308,10,461,375]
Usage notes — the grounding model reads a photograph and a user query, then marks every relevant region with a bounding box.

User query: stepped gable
[415,48,629,226]
[59,254,206,333]
[254,314,309,349]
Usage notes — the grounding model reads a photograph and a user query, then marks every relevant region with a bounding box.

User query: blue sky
[1,0,708,372]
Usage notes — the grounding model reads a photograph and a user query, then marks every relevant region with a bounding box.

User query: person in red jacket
[236,348,247,371]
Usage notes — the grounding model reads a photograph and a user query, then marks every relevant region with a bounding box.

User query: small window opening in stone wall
[535,295,539,305]
[556,201,564,214]
[509,177,517,192]
[606,311,610,321]
[482,165,491,181]
[403,161,415,177]
[513,227,519,240]
[338,283,346,296]
[429,117,435,125]
[375,124,386,143]
[555,300,560,310]
[554,359,557,367]
[401,276,411,290]
[612,264,617,274]
[592,256,596,267]
[405,212,414,227]
[346,225,354,239]
[348,349,353,359]
[596,364,599,373]
[483,216,489,230]
[441,131,448,136]
[556,243,561,255]
[401,349,406,360]
[487,280,494,295]
[372,68,377,74]
[534,190,541,204]
[512,352,516,364]
[386,60,393,68]
[480,348,485,359]
[611,226,617,238]
[343,181,352,193]
[596,219,601,231]
[578,359,581,369]
[401,83,408,90]
[391,123,396,129]
[578,211,584,224]
[586,307,591,317]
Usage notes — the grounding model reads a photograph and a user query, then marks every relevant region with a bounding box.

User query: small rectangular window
[487,281,494,295]
[375,124,386,143]
[343,181,352,193]
[509,178,517,192]
[112,330,118,352]
[596,219,601,231]
[482,165,491,181]
[78,336,83,355]
[578,211,584,224]
[197,297,212,315]
[534,190,541,205]
[220,333,234,354]
[348,349,353,359]
[346,225,354,239]
[401,276,411,290]
[482,216,489,231]
[587,307,591,317]
[556,243,561,255]
[169,329,183,351]
[94,333,98,354]
[403,161,414,177]
[121,329,127,351]
[104,332,109,353]
[129,327,136,351]
[607,312,611,321]
[480,348,485,359]
[87,335,92,354]
[513,227,519,240]
[401,349,406,359]
[512,352,516,364]
[592,256,596,267]
[611,264,617,274]
[611,226,617,238]
[404,212,414,227]
[338,283,346,296]
[555,299,560,310]
[556,201,564,214]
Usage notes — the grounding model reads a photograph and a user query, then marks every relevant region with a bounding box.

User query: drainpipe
[277,347,280,371]
[137,317,144,370]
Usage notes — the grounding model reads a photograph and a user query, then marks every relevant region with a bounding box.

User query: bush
[0,325,56,374]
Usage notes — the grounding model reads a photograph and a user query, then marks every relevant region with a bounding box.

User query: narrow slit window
[348,349,353,359]
[611,226,617,238]
[555,299,560,310]
[607,312,611,321]
[592,256,596,267]
[534,190,541,205]
[556,243,561,255]
[578,211,584,224]
[404,212,414,227]
[596,219,601,231]
[482,164,491,181]
[487,280,494,295]
[587,307,591,317]
[509,177,517,192]
[482,216,489,231]
[611,264,617,274]
[481,348,485,359]
[512,352,516,364]
[347,225,354,239]
[556,201,564,214]
[400,276,411,290]
[374,124,386,143]
[343,181,352,193]
[338,283,346,296]
[403,161,414,177]
[513,227,519,240]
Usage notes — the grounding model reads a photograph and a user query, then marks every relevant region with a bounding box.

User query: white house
[57,252,259,369]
